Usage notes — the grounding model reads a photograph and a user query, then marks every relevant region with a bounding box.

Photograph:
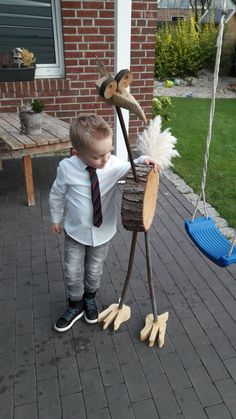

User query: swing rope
[192,0,227,221]
[191,1,236,258]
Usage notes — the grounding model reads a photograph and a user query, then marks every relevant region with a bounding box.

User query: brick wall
[0,0,157,147]
[157,8,192,22]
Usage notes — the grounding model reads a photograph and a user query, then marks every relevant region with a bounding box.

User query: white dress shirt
[49,155,146,246]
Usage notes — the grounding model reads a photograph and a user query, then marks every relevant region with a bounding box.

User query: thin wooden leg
[140,231,169,348]
[119,230,138,308]
[0,159,3,171]
[144,231,158,321]
[23,155,35,206]
[98,230,138,331]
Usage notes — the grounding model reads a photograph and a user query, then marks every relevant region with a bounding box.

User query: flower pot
[21,112,43,135]
[0,67,35,82]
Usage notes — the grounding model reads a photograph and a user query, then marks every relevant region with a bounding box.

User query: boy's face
[75,135,113,169]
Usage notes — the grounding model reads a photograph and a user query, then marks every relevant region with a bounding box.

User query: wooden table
[0,112,71,206]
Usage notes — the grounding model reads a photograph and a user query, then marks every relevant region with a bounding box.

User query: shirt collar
[70,155,112,172]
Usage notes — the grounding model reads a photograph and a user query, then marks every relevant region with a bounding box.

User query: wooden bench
[0,113,71,206]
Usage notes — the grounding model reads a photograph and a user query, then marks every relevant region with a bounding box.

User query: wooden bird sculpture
[95,62,177,347]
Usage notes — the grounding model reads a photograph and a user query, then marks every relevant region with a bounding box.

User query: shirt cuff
[134,155,149,164]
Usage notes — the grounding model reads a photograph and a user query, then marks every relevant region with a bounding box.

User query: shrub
[155,17,218,80]
[152,96,173,122]
[198,21,218,71]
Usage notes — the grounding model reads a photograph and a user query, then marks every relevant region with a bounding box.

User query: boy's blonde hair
[70,113,112,152]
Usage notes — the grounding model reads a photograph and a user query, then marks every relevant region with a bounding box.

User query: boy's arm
[134,155,160,172]
[49,163,67,233]
[115,155,160,182]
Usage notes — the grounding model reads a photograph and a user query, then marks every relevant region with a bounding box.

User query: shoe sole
[84,315,98,324]
[54,311,84,332]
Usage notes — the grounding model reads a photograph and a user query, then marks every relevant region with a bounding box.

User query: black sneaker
[83,292,98,324]
[54,299,84,332]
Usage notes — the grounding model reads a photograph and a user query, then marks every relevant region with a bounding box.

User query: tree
[189,0,213,22]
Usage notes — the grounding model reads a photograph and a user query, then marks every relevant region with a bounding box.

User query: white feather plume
[137,115,180,170]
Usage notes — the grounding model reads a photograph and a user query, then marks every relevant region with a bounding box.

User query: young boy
[49,113,158,332]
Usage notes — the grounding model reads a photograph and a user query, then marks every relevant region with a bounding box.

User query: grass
[162,97,236,228]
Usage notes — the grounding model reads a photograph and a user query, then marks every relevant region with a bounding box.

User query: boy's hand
[143,158,161,173]
[51,223,63,234]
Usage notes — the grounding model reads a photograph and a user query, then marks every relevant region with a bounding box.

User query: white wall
[114,0,132,159]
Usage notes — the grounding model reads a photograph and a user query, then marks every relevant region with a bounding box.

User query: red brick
[56,96,76,104]
[132,2,148,11]
[61,1,81,8]
[69,81,86,89]
[0,106,17,112]
[80,19,94,25]
[104,2,114,10]
[99,10,114,18]
[62,9,76,17]
[78,10,98,18]
[64,35,84,43]
[79,27,99,34]
[95,20,113,28]
[82,2,104,9]
[83,35,104,42]
[99,27,114,35]
[45,104,61,111]
[1,99,21,106]
[56,111,76,117]
[65,51,83,58]
[63,27,78,34]
[63,18,82,26]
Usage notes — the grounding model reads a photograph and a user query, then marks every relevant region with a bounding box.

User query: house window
[0,0,64,78]
[172,16,185,22]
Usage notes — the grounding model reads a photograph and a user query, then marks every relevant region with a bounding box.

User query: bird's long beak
[96,74,147,124]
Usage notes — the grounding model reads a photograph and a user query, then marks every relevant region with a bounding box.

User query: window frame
[0,0,65,79]
[35,0,65,79]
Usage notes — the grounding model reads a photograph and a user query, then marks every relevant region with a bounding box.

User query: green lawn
[162,97,236,228]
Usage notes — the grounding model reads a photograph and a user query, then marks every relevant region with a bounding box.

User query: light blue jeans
[64,233,109,301]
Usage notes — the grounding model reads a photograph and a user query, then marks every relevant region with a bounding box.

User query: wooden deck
[0,156,235,419]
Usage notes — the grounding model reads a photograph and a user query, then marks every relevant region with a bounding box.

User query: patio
[0,155,236,419]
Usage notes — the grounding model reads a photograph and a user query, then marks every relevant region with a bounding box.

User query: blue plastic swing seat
[185,217,236,267]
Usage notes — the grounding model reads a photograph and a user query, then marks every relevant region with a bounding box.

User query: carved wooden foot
[98,303,131,331]
[140,312,169,348]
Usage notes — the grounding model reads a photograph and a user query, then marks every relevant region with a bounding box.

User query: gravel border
[154,70,236,99]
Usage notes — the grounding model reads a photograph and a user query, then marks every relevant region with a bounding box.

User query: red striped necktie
[86,166,103,228]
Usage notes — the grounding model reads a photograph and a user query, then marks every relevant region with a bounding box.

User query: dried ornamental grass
[137,115,180,171]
